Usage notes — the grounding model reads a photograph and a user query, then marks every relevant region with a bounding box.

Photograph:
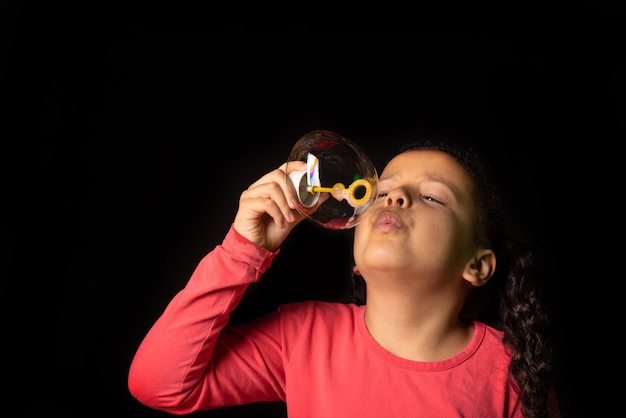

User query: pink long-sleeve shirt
[128,225,522,417]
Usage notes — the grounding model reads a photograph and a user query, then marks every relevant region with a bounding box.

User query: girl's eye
[422,195,443,204]
[377,192,388,199]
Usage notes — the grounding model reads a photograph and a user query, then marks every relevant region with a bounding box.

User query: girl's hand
[233,161,308,251]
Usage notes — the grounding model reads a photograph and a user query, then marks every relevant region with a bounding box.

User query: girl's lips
[374,211,404,230]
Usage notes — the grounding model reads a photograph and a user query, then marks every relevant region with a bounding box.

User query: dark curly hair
[351,138,557,418]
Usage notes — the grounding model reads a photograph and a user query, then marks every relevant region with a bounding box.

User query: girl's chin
[358,257,411,275]
[362,244,408,260]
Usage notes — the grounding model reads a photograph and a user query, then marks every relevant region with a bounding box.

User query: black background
[3,7,624,417]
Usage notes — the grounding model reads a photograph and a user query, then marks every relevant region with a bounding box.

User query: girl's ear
[462,249,496,286]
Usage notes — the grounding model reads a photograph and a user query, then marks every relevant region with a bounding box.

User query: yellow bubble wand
[305,154,373,208]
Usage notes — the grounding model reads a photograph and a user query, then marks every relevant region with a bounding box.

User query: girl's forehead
[381,150,474,192]
[382,150,462,176]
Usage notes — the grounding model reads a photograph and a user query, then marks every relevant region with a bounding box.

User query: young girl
[128,138,560,417]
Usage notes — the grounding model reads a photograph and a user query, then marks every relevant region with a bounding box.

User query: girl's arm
[128,226,282,413]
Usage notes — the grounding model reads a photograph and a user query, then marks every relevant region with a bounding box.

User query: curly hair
[351,137,557,418]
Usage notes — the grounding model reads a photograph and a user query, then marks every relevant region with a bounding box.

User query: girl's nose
[384,188,410,207]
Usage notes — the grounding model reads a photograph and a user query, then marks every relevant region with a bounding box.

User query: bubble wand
[304,153,372,208]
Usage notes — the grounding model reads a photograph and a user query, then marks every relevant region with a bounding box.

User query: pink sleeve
[127,225,284,414]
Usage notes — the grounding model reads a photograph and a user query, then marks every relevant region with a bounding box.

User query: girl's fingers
[245,161,307,215]
[239,185,292,224]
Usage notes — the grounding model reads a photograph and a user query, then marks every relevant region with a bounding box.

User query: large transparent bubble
[285,130,378,230]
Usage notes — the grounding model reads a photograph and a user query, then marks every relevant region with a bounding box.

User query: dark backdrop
[3,10,624,418]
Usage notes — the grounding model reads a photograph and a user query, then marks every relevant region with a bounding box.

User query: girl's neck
[364,294,473,362]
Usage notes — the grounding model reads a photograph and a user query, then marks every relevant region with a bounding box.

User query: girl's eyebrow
[378,173,397,182]
[379,174,462,198]
[380,173,449,187]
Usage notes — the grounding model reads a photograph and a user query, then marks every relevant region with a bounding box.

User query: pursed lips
[373,210,404,230]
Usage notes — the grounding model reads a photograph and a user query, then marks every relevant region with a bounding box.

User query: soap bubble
[286,130,378,230]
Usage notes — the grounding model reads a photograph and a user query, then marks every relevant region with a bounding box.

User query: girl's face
[353,150,479,289]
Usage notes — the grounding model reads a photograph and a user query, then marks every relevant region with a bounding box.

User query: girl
[128,138,560,417]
